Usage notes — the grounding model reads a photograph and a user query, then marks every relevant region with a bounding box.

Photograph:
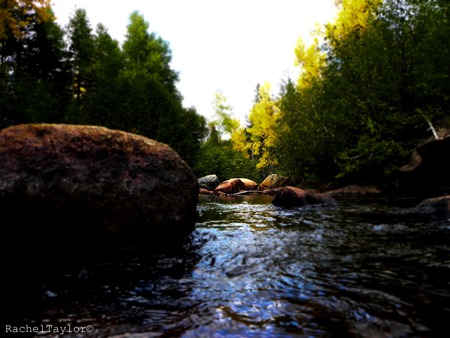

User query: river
[2,194,450,337]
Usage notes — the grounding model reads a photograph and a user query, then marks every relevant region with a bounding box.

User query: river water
[3,194,450,337]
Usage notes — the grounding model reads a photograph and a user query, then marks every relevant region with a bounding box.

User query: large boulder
[0,124,199,247]
[272,186,336,208]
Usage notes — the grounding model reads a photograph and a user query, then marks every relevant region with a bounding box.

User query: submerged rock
[272,186,336,208]
[414,195,450,218]
[0,124,199,247]
[324,185,381,197]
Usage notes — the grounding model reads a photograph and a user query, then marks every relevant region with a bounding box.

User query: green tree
[294,34,326,90]
[194,91,258,181]
[120,11,175,137]
[79,24,124,127]
[210,90,240,140]
[193,136,259,182]
[119,11,206,166]
[0,4,70,126]
[243,81,280,173]
[91,24,124,87]
[277,0,450,185]
[276,78,337,185]
[66,8,95,104]
[322,0,449,182]
[122,11,179,97]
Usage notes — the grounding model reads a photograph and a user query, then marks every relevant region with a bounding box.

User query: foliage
[0,0,53,39]
[2,0,449,184]
[276,0,450,186]
[66,8,95,103]
[193,138,260,183]
[232,82,281,175]
[0,4,70,127]
[0,6,206,167]
[276,79,337,185]
[294,34,326,89]
[210,90,240,139]
[194,91,259,181]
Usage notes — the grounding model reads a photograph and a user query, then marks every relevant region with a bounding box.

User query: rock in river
[0,124,199,247]
[414,195,450,218]
[272,186,336,208]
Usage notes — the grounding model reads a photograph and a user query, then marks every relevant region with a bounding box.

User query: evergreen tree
[81,23,125,129]
[66,8,95,106]
[119,11,205,166]
[0,4,70,127]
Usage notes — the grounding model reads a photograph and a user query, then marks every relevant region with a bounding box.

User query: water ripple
[9,195,450,337]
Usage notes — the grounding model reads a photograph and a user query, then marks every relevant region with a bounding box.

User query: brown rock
[258,174,289,191]
[232,178,258,191]
[272,186,336,208]
[213,178,247,195]
[0,124,199,247]
[199,187,213,195]
[324,185,381,197]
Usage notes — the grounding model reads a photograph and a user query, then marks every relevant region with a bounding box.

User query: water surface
[3,194,450,337]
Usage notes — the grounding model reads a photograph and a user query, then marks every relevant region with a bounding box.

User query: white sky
[50,0,338,125]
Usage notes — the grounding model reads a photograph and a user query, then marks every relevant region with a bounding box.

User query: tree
[0,3,70,126]
[210,90,240,140]
[321,0,450,182]
[119,11,174,137]
[120,11,206,166]
[326,0,382,43]
[194,91,258,181]
[66,8,95,104]
[91,24,124,86]
[122,11,179,96]
[0,0,53,39]
[79,23,125,128]
[237,81,280,173]
[294,33,326,90]
[276,0,450,185]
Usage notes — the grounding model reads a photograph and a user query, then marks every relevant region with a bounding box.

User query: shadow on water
[1,194,450,337]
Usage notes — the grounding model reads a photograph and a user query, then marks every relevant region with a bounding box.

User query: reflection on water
[2,194,450,337]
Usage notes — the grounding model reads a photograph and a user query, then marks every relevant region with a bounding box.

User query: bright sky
[50,0,338,125]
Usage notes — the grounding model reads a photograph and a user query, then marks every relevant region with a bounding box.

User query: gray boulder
[198,174,220,190]
[0,124,199,247]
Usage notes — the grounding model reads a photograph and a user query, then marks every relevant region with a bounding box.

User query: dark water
[2,194,450,337]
